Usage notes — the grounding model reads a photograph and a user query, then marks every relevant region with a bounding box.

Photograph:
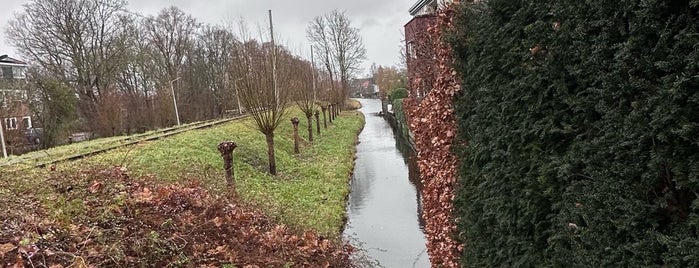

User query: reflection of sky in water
[343,99,429,268]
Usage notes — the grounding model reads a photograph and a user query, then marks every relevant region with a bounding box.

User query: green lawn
[0,120,215,168]
[1,108,364,237]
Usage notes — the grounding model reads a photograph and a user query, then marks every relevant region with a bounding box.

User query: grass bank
[0,118,233,168]
[0,107,364,266]
[0,109,364,234]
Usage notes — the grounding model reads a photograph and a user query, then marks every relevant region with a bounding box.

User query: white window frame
[22,116,32,129]
[5,117,17,130]
[12,67,26,79]
[407,41,418,60]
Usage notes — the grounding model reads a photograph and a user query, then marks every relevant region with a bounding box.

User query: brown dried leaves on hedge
[403,6,462,268]
[0,166,353,267]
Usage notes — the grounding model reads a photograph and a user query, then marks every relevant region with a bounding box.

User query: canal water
[343,99,430,267]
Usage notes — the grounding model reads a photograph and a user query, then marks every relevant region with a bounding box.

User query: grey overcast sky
[0,0,413,76]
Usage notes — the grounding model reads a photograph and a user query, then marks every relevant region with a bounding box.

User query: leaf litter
[0,166,354,267]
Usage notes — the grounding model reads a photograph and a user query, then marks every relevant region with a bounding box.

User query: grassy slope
[0,120,213,167]
[1,108,364,237]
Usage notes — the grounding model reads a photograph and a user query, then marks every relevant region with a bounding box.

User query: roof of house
[0,55,28,66]
[409,0,437,16]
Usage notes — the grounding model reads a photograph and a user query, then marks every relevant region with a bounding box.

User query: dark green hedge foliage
[389,88,409,103]
[449,0,699,266]
[392,98,411,143]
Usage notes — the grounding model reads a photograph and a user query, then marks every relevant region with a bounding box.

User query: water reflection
[391,125,426,232]
[343,99,430,268]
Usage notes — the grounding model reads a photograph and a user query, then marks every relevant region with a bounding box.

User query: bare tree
[197,26,239,117]
[230,34,292,175]
[307,17,335,106]
[7,0,133,136]
[142,6,199,126]
[116,18,159,133]
[374,65,407,100]
[307,10,366,108]
[292,54,317,142]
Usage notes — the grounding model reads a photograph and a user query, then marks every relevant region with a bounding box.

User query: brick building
[404,0,458,102]
[0,55,33,154]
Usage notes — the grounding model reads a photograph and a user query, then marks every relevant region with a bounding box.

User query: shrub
[388,88,408,103]
[450,0,699,266]
[391,98,411,140]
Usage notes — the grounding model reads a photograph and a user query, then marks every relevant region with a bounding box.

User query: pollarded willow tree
[292,55,318,142]
[307,10,366,110]
[230,37,293,175]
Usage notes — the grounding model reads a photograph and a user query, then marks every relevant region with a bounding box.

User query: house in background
[404,0,459,102]
[0,55,34,151]
[351,77,378,98]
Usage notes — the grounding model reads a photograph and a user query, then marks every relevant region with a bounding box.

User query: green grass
[0,120,212,167]
[1,108,364,237]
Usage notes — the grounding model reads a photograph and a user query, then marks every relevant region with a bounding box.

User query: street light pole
[170,77,182,126]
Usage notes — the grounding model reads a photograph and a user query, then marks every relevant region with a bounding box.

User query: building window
[407,41,418,60]
[1,67,12,79]
[22,116,32,129]
[5,117,17,130]
[13,68,25,79]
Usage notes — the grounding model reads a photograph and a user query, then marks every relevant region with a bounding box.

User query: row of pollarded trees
[233,23,357,175]
[6,0,365,151]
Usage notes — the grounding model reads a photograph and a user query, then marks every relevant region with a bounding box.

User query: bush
[388,88,408,103]
[391,98,411,140]
[450,0,699,266]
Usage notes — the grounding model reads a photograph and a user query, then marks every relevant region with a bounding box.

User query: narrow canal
[344,99,430,267]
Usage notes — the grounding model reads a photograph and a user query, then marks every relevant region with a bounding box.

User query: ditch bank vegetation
[0,107,365,267]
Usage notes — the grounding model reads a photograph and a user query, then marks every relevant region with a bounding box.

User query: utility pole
[0,121,7,158]
[170,77,182,126]
[269,10,278,107]
[311,46,316,103]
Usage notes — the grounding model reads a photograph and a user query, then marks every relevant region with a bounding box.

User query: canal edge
[340,109,367,235]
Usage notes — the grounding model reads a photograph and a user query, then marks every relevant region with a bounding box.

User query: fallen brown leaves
[0,166,354,267]
[404,5,462,268]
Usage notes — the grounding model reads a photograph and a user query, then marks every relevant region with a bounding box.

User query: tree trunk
[336,102,340,118]
[328,104,333,124]
[224,153,234,187]
[217,141,237,190]
[306,115,313,142]
[315,111,321,135]
[334,103,339,120]
[322,107,328,129]
[332,103,337,121]
[265,132,277,175]
[291,117,300,154]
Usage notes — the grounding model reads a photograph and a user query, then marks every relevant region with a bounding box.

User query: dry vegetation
[403,5,462,268]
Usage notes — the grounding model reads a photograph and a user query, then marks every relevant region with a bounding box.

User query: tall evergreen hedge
[449,0,699,266]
